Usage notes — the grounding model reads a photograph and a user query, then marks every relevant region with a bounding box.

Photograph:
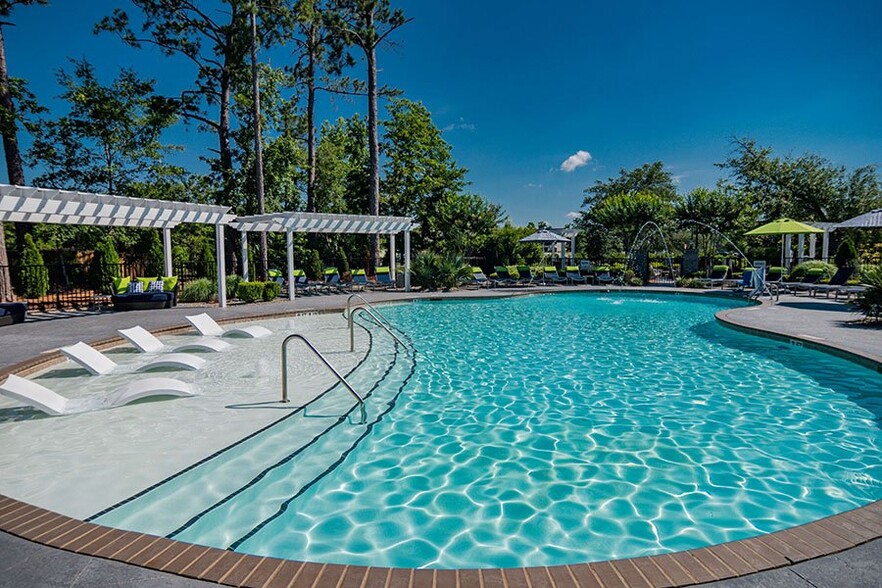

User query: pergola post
[162,227,173,277]
[404,229,411,292]
[797,234,805,263]
[570,234,577,265]
[809,234,817,258]
[286,230,295,301]
[389,233,396,281]
[240,231,250,281]
[822,230,830,260]
[216,224,227,308]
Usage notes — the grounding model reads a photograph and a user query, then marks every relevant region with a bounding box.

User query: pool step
[169,341,416,550]
[92,329,409,539]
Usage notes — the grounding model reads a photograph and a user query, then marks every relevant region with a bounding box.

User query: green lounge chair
[566,266,587,284]
[543,267,566,285]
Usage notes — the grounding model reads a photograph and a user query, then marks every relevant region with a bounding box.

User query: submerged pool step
[169,343,416,550]
[92,330,408,538]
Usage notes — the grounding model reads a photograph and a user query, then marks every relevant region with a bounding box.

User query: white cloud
[524,183,543,189]
[565,211,581,219]
[560,150,592,173]
[442,117,476,132]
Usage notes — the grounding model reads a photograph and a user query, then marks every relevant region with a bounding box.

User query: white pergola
[0,184,235,304]
[230,211,418,299]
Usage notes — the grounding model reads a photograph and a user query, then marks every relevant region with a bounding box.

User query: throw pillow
[128,281,145,294]
[112,276,131,294]
[136,277,158,290]
[148,280,165,292]
[161,275,178,292]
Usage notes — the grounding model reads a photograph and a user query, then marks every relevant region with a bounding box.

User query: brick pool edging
[1,291,881,587]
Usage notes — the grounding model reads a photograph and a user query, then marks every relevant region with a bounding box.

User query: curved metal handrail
[343,293,395,327]
[281,333,365,424]
[349,306,415,353]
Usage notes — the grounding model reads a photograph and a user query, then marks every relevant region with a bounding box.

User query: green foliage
[144,229,165,276]
[590,191,674,254]
[305,249,323,280]
[237,281,266,303]
[424,193,501,256]
[336,247,350,275]
[479,222,542,267]
[226,274,242,299]
[410,251,473,291]
[179,278,216,303]
[90,236,120,293]
[854,265,882,321]
[675,186,751,258]
[676,276,701,288]
[834,238,858,268]
[262,280,281,301]
[28,59,180,195]
[789,260,837,280]
[20,234,49,298]
[582,161,678,210]
[200,240,216,280]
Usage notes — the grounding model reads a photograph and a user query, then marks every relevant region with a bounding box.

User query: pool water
[98,293,882,568]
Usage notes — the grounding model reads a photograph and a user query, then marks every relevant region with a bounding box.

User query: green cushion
[375,266,390,274]
[544,267,557,272]
[712,265,729,271]
[352,269,366,276]
[595,266,610,271]
[494,266,508,272]
[517,265,530,272]
[267,268,281,278]
[292,269,305,277]
[323,267,338,276]
[112,276,131,294]
[161,276,178,292]
[566,266,579,272]
[806,268,825,275]
[472,267,483,273]
[136,277,158,288]
[768,266,787,273]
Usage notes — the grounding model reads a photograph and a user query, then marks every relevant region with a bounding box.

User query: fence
[0,260,215,311]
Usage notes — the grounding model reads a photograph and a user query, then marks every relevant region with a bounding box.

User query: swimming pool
[82,292,882,569]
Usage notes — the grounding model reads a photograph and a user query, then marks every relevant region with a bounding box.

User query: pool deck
[1,285,880,587]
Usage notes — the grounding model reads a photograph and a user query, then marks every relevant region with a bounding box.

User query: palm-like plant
[411,252,472,291]
[855,265,882,322]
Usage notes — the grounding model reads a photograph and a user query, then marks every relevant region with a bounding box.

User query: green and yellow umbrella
[745,218,823,267]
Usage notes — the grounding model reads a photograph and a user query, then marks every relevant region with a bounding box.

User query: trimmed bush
[200,240,216,280]
[834,238,858,268]
[91,236,121,294]
[226,274,242,299]
[237,281,265,303]
[305,249,323,281]
[145,229,165,277]
[337,247,350,276]
[179,278,216,303]
[263,280,281,301]
[20,234,49,298]
[411,251,473,290]
[789,260,836,281]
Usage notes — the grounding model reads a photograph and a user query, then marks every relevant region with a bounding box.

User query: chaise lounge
[186,313,271,338]
[60,341,206,374]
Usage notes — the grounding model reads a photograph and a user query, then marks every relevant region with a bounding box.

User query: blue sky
[5,0,882,225]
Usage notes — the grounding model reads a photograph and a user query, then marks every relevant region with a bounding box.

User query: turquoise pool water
[97,293,882,568]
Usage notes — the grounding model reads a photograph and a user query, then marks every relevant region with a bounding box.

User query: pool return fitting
[281,333,366,424]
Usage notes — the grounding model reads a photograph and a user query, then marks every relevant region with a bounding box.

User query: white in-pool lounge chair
[60,341,206,375]
[186,313,271,339]
[0,374,194,416]
[118,326,230,354]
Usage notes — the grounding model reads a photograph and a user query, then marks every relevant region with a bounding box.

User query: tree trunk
[250,8,268,281]
[0,24,25,301]
[218,57,237,274]
[305,21,318,250]
[366,40,380,272]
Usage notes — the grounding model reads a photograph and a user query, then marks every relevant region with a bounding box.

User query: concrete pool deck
[0,286,880,587]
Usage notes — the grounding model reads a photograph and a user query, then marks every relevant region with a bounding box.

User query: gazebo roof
[231,211,417,234]
[0,184,234,228]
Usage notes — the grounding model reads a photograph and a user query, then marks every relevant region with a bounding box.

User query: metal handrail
[281,333,365,424]
[349,306,414,353]
[343,293,394,327]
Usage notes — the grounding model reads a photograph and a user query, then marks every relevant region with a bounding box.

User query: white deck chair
[118,326,230,354]
[0,374,194,416]
[186,313,271,339]
[59,341,206,375]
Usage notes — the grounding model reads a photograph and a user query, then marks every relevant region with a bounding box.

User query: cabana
[0,184,235,305]
[230,211,418,300]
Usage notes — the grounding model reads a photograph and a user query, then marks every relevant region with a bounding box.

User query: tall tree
[0,0,46,301]
[28,60,179,194]
[582,161,678,210]
[249,2,268,280]
[327,0,409,270]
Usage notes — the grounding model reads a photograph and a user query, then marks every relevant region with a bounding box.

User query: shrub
[855,265,882,322]
[336,247,350,276]
[629,277,643,287]
[262,280,281,301]
[411,251,473,290]
[91,236,120,294]
[145,229,165,277]
[305,249,323,281]
[179,278,216,303]
[676,276,700,288]
[788,260,836,281]
[834,238,858,268]
[20,234,49,298]
[226,274,242,299]
[237,281,265,303]
[200,240,216,280]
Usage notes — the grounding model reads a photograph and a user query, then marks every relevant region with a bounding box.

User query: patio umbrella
[835,208,882,229]
[745,218,823,267]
